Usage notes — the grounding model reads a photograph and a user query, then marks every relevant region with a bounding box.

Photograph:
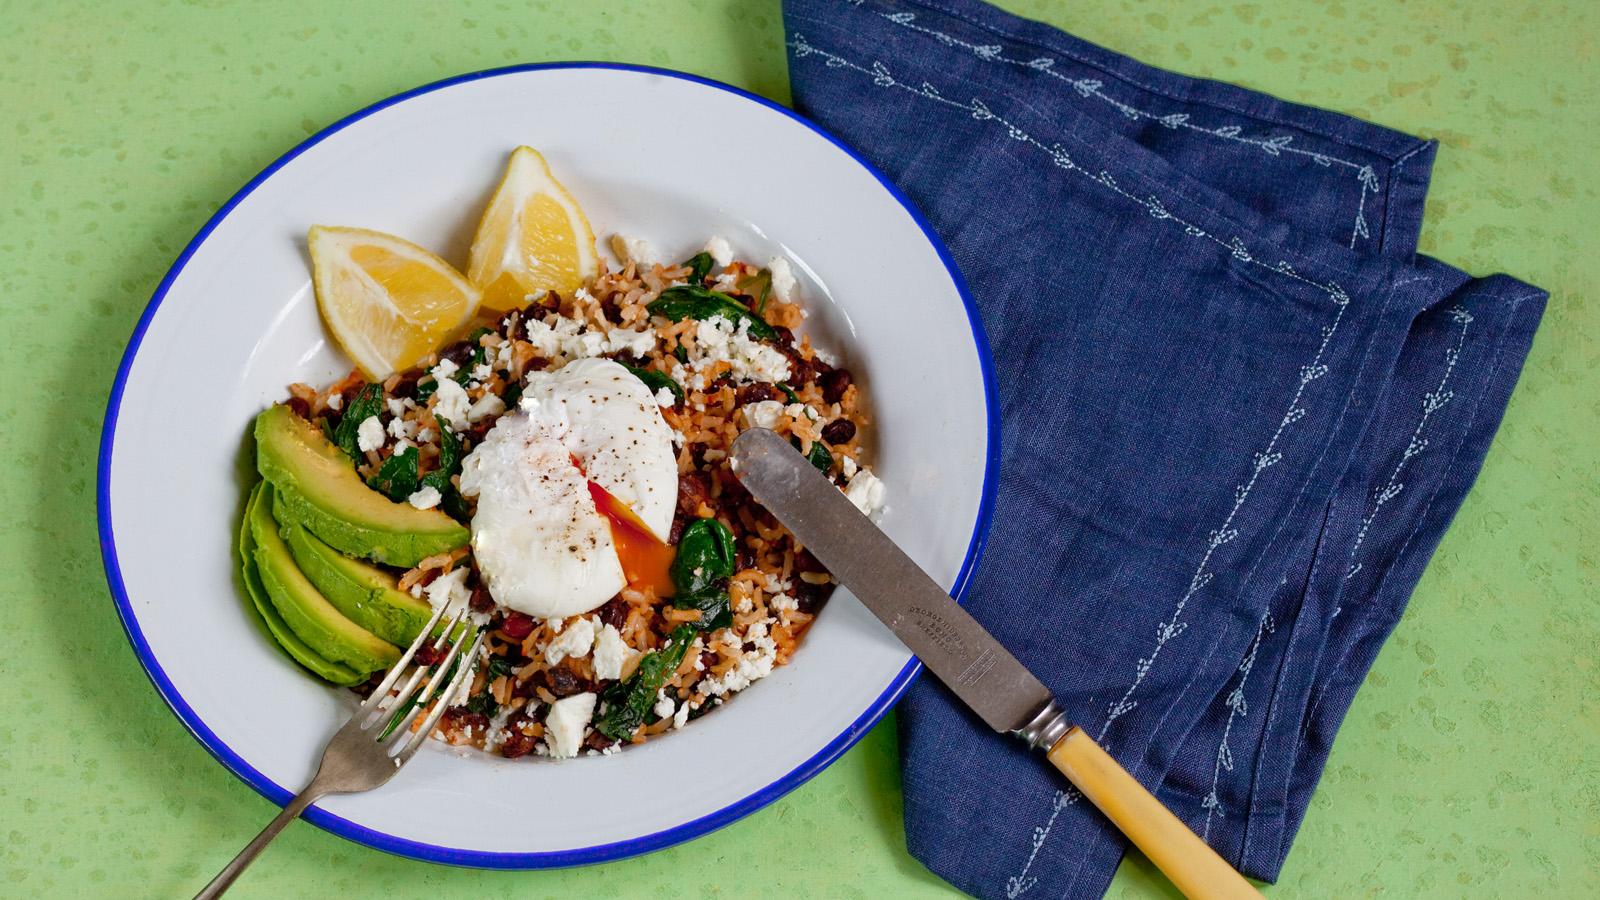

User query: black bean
[389,376,416,398]
[821,418,856,445]
[819,368,853,404]
[736,383,783,406]
[546,666,584,698]
[796,581,833,615]
[596,596,628,631]
[794,547,825,573]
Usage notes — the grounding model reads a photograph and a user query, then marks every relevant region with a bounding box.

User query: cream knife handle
[1047,727,1262,900]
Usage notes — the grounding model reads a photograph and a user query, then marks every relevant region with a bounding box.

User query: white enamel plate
[99,64,997,866]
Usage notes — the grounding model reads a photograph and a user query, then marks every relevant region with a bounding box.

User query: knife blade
[730,427,1051,736]
[730,428,1261,900]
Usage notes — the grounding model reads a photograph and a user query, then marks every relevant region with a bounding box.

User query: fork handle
[194,784,327,899]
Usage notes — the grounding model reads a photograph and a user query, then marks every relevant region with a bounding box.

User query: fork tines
[358,600,486,762]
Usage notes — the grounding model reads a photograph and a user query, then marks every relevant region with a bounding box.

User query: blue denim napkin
[782,1,1547,896]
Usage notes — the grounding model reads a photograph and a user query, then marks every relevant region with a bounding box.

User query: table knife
[730,428,1260,900]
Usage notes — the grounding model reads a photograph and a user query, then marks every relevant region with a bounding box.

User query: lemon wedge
[308,225,481,380]
[468,146,599,310]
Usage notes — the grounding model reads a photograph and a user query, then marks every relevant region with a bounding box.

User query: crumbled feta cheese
[653,692,676,720]
[355,416,385,453]
[386,398,406,418]
[391,438,412,456]
[470,362,492,382]
[592,624,636,680]
[654,387,676,408]
[387,415,416,441]
[679,316,790,386]
[609,233,658,266]
[483,705,517,752]
[608,327,657,357]
[844,467,887,516]
[544,616,597,665]
[432,378,470,426]
[545,692,597,759]
[466,392,505,424]
[407,485,442,510]
[547,617,564,634]
[841,455,858,478]
[423,567,471,616]
[670,428,687,448]
[416,427,435,444]
[701,627,778,697]
[742,400,785,431]
[768,256,798,301]
[525,314,659,362]
[703,235,733,267]
[325,393,343,412]
[770,594,800,612]
[494,341,515,370]
[672,701,692,728]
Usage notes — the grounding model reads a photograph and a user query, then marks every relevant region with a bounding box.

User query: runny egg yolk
[571,453,676,597]
[587,481,677,597]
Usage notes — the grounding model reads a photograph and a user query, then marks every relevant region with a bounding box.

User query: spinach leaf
[502,382,523,409]
[594,626,696,739]
[793,436,832,473]
[367,445,420,501]
[621,363,684,403]
[420,418,461,489]
[646,285,776,341]
[486,654,524,680]
[777,383,801,404]
[672,344,689,364]
[456,330,492,382]
[669,518,738,632]
[681,251,716,283]
[465,691,499,720]
[414,376,438,401]
[332,384,384,462]
[671,518,737,598]
[420,419,468,519]
[675,590,732,633]
[377,655,460,740]
[738,268,774,313]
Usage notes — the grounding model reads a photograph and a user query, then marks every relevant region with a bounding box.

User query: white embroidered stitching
[788,36,1354,896]
[871,6,1382,248]
[1003,789,1074,898]
[1200,611,1277,841]
[1344,305,1473,580]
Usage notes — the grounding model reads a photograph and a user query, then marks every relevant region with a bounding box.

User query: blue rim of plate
[96,62,1000,869]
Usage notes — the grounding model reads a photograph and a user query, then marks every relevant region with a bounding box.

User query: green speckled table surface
[2,1,1594,897]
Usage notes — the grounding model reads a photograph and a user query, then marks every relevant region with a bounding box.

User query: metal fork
[195,602,486,899]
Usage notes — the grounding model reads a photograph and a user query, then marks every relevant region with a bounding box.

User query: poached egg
[459,358,678,619]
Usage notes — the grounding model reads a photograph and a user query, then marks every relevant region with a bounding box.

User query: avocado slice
[239,483,367,686]
[254,404,469,567]
[249,482,400,673]
[284,522,436,646]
